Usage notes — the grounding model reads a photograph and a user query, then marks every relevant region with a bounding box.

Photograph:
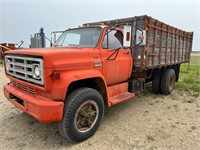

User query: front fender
[51,69,108,100]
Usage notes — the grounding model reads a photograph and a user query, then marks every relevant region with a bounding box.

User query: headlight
[6,59,11,71]
[33,65,41,78]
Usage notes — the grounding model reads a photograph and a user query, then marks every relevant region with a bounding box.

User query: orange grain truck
[3,15,193,142]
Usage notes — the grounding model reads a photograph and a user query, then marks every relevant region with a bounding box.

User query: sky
[0,0,199,51]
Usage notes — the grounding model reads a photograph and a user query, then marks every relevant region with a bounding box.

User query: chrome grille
[13,81,35,96]
[5,55,44,85]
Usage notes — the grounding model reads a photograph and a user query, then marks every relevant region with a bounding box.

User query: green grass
[191,126,197,130]
[176,54,200,97]
[0,59,3,65]
[147,135,155,141]
[28,120,36,126]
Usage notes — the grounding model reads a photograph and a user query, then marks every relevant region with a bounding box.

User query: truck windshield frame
[54,27,102,48]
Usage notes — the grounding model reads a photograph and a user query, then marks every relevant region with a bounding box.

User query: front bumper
[3,84,64,123]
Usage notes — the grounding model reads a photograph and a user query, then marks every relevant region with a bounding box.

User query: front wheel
[58,88,104,142]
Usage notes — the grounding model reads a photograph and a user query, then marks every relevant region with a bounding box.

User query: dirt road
[0,65,199,150]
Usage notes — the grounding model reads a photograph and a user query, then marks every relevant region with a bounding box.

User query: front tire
[58,88,104,142]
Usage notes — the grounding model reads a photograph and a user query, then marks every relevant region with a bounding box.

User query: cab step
[108,92,135,107]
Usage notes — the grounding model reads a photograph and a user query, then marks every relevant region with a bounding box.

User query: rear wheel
[152,70,161,94]
[161,69,176,95]
[58,87,104,142]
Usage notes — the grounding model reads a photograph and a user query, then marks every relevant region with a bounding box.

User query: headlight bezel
[33,64,41,79]
[5,59,11,71]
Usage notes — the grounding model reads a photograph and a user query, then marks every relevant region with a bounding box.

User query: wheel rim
[169,75,175,91]
[75,100,99,133]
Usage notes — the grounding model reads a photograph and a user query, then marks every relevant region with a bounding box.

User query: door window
[102,30,123,49]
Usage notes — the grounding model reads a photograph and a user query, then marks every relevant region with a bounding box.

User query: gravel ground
[0,65,200,150]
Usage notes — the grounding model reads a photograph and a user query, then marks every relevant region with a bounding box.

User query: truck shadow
[2,111,76,148]
[103,84,165,123]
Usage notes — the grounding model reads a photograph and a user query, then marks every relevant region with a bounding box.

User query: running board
[108,92,135,107]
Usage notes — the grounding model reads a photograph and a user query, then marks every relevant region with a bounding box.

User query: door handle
[123,51,129,54]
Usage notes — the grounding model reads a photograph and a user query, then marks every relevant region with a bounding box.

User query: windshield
[54,27,102,48]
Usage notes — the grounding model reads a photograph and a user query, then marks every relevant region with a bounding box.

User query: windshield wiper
[68,44,80,47]
[54,44,80,47]
[53,44,62,47]
[107,47,121,60]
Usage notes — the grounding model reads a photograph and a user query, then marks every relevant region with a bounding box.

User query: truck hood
[5,47,93,69]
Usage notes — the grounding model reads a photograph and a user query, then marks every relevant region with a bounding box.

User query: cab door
[100,29,132,86]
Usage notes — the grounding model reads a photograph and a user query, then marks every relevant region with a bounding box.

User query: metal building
[30,28,46,48]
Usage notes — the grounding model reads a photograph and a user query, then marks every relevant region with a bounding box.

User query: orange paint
[107,82,129,98]
[99,28,132,86]
[4,84,63,123]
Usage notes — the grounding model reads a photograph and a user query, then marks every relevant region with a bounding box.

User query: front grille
[13,81,35,96]
[5,55,44,85]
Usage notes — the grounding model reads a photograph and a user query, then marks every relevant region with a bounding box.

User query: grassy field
[176,53,200,97]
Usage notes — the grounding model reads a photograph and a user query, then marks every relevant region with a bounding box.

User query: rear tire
[152,70,161,94]
[161,69,176,95]
[58,87,104,142]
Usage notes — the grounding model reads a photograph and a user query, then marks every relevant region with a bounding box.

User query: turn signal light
[52,71,60,80]
[101,22,105,26]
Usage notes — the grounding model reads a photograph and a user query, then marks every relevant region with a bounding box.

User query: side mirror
[136,30,146,45]
[123,25,131,47]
